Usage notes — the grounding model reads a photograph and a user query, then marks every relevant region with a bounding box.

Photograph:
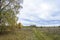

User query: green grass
[0,27,60,40]
[32,28,53,40]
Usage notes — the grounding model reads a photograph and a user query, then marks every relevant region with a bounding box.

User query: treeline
[24,25,60,28]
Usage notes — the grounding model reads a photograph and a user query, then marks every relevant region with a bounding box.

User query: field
[0,27,60,40]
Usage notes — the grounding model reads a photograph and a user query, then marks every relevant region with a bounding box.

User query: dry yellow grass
[0,27,60,40]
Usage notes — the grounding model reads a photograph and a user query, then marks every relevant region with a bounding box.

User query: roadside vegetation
[0,26,60,40]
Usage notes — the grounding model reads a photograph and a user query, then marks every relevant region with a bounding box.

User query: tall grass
[32,28,53,40]
[0,27,60,40]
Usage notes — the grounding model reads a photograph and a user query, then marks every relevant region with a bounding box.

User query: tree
[0,0,1,14]
[0,0,23,32]
[17,23,22,29]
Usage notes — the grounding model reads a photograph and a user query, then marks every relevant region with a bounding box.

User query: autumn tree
[17,23,22,29]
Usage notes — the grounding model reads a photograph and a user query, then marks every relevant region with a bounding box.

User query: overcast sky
[17,0,60,26]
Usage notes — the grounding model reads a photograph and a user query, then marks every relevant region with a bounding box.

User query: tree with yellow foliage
[17,23,22,29]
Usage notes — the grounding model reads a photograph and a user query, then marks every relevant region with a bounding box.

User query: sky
[17,0,60,26]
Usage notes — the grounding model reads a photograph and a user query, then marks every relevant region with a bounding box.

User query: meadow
[0,26,60,40]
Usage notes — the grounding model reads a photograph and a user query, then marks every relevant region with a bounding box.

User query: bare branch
[1,2,10,12]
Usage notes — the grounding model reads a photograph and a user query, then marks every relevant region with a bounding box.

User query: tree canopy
[0,0,22,26]
[0,0,23,32]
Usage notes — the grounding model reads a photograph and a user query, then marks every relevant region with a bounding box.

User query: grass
[0,27,60,40]
[36,27,60,40]
[0,28,37,40]
[32,28,53,40]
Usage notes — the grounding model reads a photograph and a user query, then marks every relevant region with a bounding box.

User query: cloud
[18,0,60,26]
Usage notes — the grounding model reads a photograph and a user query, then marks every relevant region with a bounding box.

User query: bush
[58,26,60,27]
[0,25,7,32]
[0,25,15,33]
